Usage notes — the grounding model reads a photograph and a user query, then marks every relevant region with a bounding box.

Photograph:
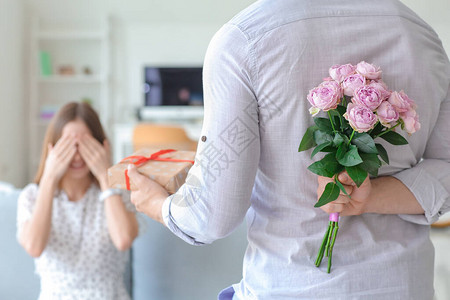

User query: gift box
[108,149,195,194]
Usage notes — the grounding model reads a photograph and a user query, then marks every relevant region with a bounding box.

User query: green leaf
[379,131,408,145]
[330,108,347,131]
[359,153,382,177]
[299,125,318,152]
[328,110,341,130]
[314,130,334,145]
[337,144,363,167]
[369,122,383,138]
[314,117,334,133]
[307,152,342,178]
[375,143,389,164]
[311,142,333,158]
[321,146,336,153]
[314,182,340,207]
[336,104,347,116]
[335,143,348,162]
[333,133,345,147]
[351,132,378,154]
[335,177,349,197]
[333,116,341,131]
[345,165,368,187]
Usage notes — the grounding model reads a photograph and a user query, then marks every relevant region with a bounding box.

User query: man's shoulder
[227,0,430,41]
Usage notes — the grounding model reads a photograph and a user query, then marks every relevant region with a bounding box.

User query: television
[144,67,203,106]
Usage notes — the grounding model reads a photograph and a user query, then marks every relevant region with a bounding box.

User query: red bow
[121,149,195,190]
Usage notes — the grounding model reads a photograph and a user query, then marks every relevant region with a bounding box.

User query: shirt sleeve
[16,183,38,239]
[395,83,450,225]
[162,23,260,245]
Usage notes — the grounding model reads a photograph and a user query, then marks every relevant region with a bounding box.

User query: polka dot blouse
[17,183,136,300]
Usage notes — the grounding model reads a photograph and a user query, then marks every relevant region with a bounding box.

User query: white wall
[0,0,26,187]
[401,0,450,52]
[1,0,449,187]
[26,0,256,122]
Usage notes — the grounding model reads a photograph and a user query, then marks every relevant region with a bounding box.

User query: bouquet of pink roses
[299,61,420,273]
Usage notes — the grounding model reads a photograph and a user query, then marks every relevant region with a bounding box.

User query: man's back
[166,0,450,299]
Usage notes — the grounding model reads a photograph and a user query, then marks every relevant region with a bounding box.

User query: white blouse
[17,183,135,300]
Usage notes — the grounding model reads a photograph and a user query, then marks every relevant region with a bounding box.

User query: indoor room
[1,0,449,299]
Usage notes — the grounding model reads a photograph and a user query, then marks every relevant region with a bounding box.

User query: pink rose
[320,80,343,98]
[307,82,341,113]
[344,103,378,133]
[376,101,399,127]
[369,80,391,100]
[388,90,415,113]
[352,85,383,111]
[329,64,356,82]
[400,108,421,134]
[356,61,382,80]
[342,73,366,97]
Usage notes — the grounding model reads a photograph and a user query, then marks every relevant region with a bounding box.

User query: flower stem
[327,223,339,273]
[375,122,401,138]
[327,111,336,132]
[315,222,332,267]
[347,130,356,145]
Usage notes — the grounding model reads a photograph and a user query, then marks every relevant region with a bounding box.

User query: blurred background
[0,0,449,299]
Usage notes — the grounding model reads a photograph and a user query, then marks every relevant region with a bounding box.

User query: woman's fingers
[43,134,77,180]
[81,134,102,152]
[60,144,77,165]
[78,134,110,182]
[52,133,76,157]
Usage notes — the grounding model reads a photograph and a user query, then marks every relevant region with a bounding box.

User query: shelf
[29,16,110,181]
[138,106,204,121]
[38,74,106,84]
[37,31,106,40]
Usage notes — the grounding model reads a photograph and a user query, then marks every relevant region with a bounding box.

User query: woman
[17,102,138,299]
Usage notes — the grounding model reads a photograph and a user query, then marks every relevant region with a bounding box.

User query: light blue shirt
[162,0,450,299]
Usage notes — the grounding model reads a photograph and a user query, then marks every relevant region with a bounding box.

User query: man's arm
[128,23,260,245]
[317,173,424,217]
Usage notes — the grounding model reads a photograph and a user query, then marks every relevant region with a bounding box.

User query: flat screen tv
[144,67,203,106]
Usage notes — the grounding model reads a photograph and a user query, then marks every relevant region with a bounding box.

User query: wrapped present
[108,149,195,194]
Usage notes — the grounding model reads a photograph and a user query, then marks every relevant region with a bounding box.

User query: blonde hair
[34,102,107,184]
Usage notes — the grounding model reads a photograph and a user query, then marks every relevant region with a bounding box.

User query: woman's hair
[34,102,107,184]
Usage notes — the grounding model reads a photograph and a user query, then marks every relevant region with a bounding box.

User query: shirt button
[201,136,207,142]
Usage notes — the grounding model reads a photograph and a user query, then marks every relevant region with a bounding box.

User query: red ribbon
[121,149,195,191]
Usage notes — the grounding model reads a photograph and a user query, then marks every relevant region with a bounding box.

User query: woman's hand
[317,172,372,216]
[42,133,77,183]
[78,134,111,189]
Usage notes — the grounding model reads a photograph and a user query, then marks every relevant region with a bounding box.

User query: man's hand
[317,172,372,216]
[127,164,169,225]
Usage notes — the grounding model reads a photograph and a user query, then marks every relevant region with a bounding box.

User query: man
[127,0,450,299]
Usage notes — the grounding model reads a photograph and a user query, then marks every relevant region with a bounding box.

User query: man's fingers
[332,195,350,204]
[338,172,355,186]
[339,184,353,196]
[127,164,150,189]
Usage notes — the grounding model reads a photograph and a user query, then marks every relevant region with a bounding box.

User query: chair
[432,217,450,228]
[132,123,198,152]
